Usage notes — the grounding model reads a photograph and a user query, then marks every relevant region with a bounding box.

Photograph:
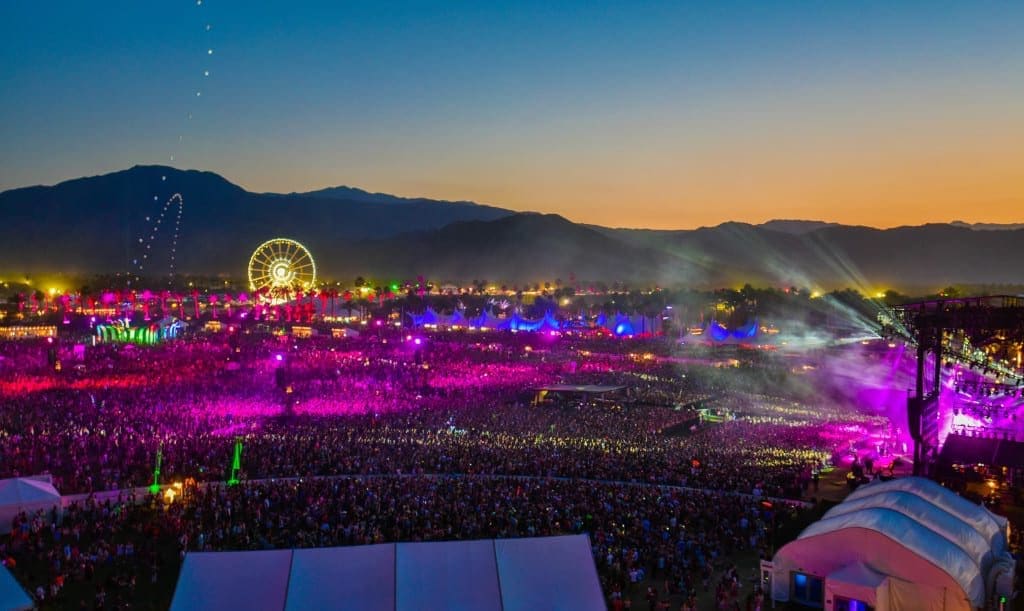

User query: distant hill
[759,220,842,234]
[602,222,1024,288]
[950,221,1024,231]
[332,213,695,284]
[2,166,1024,288]
[0,166,513,276]
[295,185,482,209]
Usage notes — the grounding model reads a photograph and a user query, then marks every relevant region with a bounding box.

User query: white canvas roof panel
[495,535,605,611]
[170,550,292,611]
[286,545,395,611]
[846,477,1007,550]
[171,536,604,611]
[395,539,501,611]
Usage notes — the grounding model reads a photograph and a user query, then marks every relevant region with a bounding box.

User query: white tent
[0,564,33,611]
[771,477,1015,611]
[495,535,606,611]
[171,535,605,611]
[844,477,1008,552]
[826,563,890,611]
[396,538,502,610]
[0,477,62,535]
[286,544,395,611]
[170,549,292,611]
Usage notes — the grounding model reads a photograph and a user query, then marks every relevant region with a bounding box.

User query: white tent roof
[0,477,61,505]
[171,549,292,611]
[0,477,62,536]
[822,490,995,573]
[0,564,33,611]
[285,544,394,611]
[495,536,606,611]
[795,477,1003,608]
[397,538,502,610]
[171,535,604,611]
[845,477,1007,551]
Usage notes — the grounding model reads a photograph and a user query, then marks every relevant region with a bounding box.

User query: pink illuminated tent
[770,477,1015,611]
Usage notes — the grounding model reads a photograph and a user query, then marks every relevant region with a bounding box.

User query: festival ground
[1,324,1019,609]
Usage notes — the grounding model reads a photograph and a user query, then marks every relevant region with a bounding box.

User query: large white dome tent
[769,477,1014,611]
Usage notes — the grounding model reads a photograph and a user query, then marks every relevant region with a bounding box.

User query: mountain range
[2,165,1023,290]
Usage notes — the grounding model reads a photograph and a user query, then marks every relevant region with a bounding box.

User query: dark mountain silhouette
[295,185,482,209]
[608,222,1024,289]
[0,166,513,275]
[758,220,842,234]
[331,213,694,284]
[2,166,1024,289]
[949,221,1024,231]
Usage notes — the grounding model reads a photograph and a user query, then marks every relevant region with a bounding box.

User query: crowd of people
[0,326,875,609]
[3,475,802,609]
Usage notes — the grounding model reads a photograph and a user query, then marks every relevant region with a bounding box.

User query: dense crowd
[1,333,849,496]
[0,328,874,608]
[3,475,801,609]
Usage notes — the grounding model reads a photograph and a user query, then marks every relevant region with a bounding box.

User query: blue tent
[0,564,32,611]
[408,307,439,327]
[707,320,759,342]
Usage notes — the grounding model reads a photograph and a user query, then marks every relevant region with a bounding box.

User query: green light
[149,445,163,495]
[227,438,243,486]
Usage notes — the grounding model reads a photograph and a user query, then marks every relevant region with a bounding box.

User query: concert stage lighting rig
[885,296,1024,477]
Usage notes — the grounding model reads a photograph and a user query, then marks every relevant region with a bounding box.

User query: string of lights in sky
[131,1,214,287]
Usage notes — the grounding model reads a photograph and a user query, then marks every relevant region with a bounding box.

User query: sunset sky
[2,1,1022,229]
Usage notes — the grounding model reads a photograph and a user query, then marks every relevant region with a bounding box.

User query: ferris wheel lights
[248,238,316,303]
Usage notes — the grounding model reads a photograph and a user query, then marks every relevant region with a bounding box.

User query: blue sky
[2,1,1022,227]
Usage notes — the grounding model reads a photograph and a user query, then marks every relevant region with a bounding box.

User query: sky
[1,1,1022,229]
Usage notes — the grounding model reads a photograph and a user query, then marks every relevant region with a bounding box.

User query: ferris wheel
[248,238,316,295]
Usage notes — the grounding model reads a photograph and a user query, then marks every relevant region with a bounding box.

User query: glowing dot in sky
[204,70,210,77]
[206,24,212,31]
[196,91,202,97]
[153,196,158,200]
[207,49,213,55]
[161,175,166,181]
